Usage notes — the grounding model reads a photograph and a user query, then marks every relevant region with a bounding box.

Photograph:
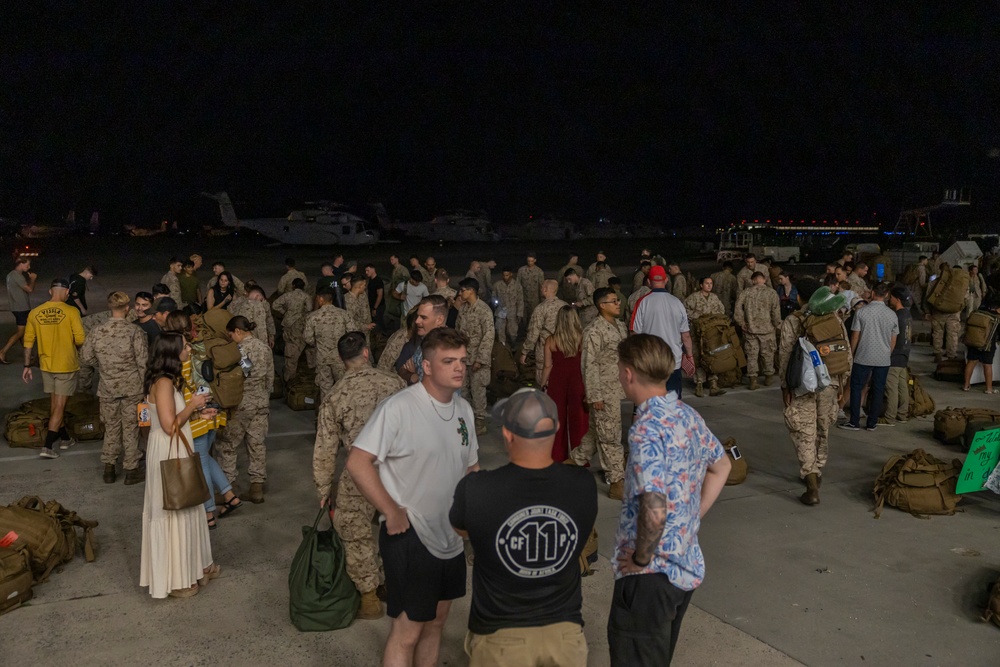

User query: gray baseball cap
[491,388,559,439]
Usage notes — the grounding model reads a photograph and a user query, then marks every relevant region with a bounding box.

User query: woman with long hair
[162,312,242,528]
[540,305,589,461]
[206,271,235,310]
[139,332,220,598]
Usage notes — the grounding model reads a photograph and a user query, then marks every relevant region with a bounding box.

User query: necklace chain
[429,395,456,421]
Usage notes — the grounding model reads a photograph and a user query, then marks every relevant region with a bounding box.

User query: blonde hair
[550,306,582,356]
[107,291,130,310]
[618,334,674,383]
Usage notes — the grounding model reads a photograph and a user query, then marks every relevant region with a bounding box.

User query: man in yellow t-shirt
[22,277,86,459]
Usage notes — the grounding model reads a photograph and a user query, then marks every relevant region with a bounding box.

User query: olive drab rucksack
[907,373,935,418]
[694,314,746,375]
[872,449,963,518]
[0,497,98,582]
[927,264,970,314]
[801,312,851,376]
[964,310,1000,350]
[194,310,245,409]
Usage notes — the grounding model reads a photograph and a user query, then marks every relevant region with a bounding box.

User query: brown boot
[708,380,726,397]
[103,463,117,484]
[694,382,704,397]
[357,589,384,620]
[763,374,775,386]
[608,481,624,500]
[748,376,759,391]
[124,468,145,486]
[800,473,820,505]
[249,482,265,504]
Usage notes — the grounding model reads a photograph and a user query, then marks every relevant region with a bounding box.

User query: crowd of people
[4,243,996,666]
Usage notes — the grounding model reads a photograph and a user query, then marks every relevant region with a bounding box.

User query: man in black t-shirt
[68,266,95,314]
[364,263,385,329]
[450,389,597,666]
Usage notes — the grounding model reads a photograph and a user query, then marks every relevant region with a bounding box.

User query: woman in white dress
[140,331,220,598]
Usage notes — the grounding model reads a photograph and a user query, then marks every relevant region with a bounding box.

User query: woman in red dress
[540,306,589,461]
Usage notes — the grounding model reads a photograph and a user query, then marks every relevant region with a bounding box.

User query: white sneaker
[59,437,77,451]
[837,409,847,421]
[39,448,60,459]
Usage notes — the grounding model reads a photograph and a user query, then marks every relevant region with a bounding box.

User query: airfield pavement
[1,233,999,666]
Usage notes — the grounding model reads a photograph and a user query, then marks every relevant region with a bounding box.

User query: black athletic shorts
[379,523,466,622]
[12,310,28,326]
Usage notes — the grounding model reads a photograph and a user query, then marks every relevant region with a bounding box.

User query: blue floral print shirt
[613,392,725,590]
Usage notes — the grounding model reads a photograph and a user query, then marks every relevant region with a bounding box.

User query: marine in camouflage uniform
[314,363,404,603]
[516,258,545,321]
[344,289,372,345]
[710,266,739,317]
[456,290,495,430]
[684,285,726,396]
[570,293,628,496]
[737,260,772,291]
[161,267,184,307]
[522,281,568,384]
[79,312,148,480]
[377,326,409,372]
[591,266,615,290]
[272,287,312,382]
[304,299,352,401]
[557,259,584,302]
[277,266,309,294]
[216,334,274,499]
[492,273,524,346]
[79,308,138,391]
[777,301,850,505]
[229,294,275,347]
[929,307,961,360]
[734,278,781,387]
[567,273,597,328]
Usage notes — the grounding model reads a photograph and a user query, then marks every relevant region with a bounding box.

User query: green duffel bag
[5,409,48,448]
[289,507,359,632]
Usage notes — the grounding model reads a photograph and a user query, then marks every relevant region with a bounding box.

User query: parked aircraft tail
[201,192,239,227]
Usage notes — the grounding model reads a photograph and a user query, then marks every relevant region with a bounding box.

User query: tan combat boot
[800,473,820,505]
[103,463,116,484]
[748,376,759,391]
[763,374,775,386]
[708,379,726,397]
[694,382,704,397]
[608,481,624,500]
[357,589,384,620]
[249,482,265,504]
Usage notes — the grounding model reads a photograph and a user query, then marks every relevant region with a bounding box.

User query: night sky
[2,3,998,228]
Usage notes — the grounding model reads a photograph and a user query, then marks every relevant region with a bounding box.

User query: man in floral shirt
[608,334,731,666]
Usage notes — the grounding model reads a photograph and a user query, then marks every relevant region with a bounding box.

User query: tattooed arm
[633,492,667,565]
[617,492,667,573]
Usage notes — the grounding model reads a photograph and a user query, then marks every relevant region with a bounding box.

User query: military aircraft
[202,192,379,246]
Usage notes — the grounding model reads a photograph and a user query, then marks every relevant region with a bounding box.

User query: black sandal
[217,497,242,519]
[207,513,217,530]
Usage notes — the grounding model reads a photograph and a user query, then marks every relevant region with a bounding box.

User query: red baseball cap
[649,266,667,281]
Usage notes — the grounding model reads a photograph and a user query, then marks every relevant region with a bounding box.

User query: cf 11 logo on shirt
[495,505,578,579]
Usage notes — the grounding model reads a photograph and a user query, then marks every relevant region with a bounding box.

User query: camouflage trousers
[495,316,520,347]
[315,362,345,404]
[524,297,540,324]
[332,470,382,594]
[99,394,143,470]
[931,312,961,357]
[784,385,838,479]
[216,405,269,484]
[744,331,776,377]
[570,400,624,484]
[691,348,718,385]
[283,330,306,382]
[462,365,491,419]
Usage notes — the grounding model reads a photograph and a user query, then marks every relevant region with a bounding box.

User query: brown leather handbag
[160,424,210,511]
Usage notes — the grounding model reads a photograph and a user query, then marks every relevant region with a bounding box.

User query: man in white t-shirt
[630,265,694,397]
[394,269,431,316]
[349,327,480,667]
